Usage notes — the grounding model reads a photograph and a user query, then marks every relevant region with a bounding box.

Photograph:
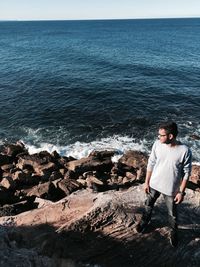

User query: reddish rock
[89,150,115,159]
[27,181,54,199]
[16,151,53,170]
[1,164,15,172]
[64,170,77,180]
[35,162,57,175]
[0,177,16,190]
[5,141,26,158]
[57,179,82,196]
[125,171,137,181]
[67,156,113,174]
[190,165,200,186]
[118,150,148,182]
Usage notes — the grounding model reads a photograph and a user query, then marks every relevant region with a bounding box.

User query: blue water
[0,19,200,161]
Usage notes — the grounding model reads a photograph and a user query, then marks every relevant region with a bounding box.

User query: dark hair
[159,122,178,138]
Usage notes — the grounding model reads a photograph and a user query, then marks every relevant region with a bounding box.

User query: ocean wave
[24,135,149,161]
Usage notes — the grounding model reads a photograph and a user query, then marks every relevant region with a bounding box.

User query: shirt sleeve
[182,148,192,180]
[147,141,157,172]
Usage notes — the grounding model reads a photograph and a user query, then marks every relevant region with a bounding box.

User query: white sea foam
[23,133,200,164]
[25,135,150,161]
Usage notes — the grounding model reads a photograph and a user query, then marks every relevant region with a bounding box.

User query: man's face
[158,128,172,144]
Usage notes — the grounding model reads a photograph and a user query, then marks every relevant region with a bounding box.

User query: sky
[0,0,199,21]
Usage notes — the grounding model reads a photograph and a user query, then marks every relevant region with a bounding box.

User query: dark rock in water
[190,134,200,140]
[89,150,115,159]
[5,141,27,158]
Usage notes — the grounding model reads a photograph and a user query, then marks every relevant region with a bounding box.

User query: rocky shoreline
[0,142,199,267]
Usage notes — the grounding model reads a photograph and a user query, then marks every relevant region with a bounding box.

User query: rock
[34,162,57,176]
[77,178,87,186]
[12,171,32,185]
[0,187,19,205]
[27,181,56,199]
[0,154,12,166]
[67,156,113,174]
[16,152,53,170]
[0,185,199,267]
[2,171,13,180]
[1,164,15,172]
[57,179,82,196]
[0,197,36,216]
[89,150,115,159]
[190,134,200,140]
[51,150,60,159]
[118,150,148,182]
[5,141,26,158]
[190,165,200,186]
[64,170,77,180]
[49,171,63,181]
[125,171,137,181]
[0,177,16,190]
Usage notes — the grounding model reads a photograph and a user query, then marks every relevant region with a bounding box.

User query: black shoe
[135,220,149,233]
[169,230,178,247]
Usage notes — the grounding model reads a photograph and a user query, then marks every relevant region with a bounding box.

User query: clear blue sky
[0,0,199,20]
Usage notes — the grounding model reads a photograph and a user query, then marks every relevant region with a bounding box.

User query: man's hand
[144,182,150,194]
[174,193,184,204]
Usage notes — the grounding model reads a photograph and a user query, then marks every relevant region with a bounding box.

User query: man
[136,122,192,247]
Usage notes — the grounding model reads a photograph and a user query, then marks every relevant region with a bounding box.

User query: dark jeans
[142,187,177,231]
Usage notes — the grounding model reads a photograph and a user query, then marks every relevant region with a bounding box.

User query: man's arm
[174,148,192,204]
[144,170,152,194]
[144,141,157,194]
[174,178,187,204]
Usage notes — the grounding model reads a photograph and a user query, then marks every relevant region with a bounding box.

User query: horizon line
[0,16,200,22]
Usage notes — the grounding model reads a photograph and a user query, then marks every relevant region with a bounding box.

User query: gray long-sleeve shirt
[147,140,192,196]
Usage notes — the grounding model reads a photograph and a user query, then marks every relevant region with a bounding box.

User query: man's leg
[164,194,178,247]
[136,187,160,233]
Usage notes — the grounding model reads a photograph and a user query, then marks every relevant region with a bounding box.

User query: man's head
[158,122,178,144]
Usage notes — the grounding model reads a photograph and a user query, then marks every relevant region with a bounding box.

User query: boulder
[56,179,82,196]
[16,151,53,170]
[190,165,200,186]
[118,150,148,182]
[0,154,12,166]
[34,162,57,176]
[5,141,26,158]
[1,164,15,172]
[89,150,115,159]
[0,187,19,205]
[67,156,113,174]
[64,170,77,180]
[12,171,32,185]
[0,177,16,190]
[0,197,36,216]
[27,181,55,199]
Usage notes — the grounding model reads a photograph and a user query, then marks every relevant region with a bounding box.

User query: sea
[0,18,200,163]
